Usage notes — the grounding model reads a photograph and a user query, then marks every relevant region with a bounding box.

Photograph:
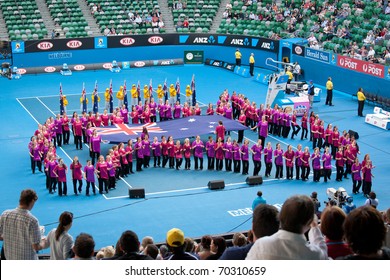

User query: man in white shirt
[367,46,376,60]
[246,195,328,260]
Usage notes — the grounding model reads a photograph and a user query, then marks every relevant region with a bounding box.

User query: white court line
[17,93,84,100]
[16,98,40,125]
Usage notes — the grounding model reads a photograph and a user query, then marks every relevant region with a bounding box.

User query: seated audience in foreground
[246,195,328,260]
[341,206,390,260]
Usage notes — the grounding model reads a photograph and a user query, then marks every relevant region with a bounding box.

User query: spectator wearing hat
[364,192,379,209]
[165,228,198,260]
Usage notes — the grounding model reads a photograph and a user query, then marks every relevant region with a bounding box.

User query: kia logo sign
[44,67,56,73]
[74,65,85,71]
[120,37,135,46]
[18,68,27,74]
[102,63,112,69]
[134,61,146,67]
[37,42,53,50]
[66,40,82,48]
[148,36,163,44]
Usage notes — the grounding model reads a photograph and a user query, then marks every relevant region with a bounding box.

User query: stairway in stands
[76,0,101,36]
[36,0,58,38]
[0,12,9,40]
[210,0,229,33]
[157,0,175,33]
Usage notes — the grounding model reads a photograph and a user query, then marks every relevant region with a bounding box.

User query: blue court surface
[0,64,389,252]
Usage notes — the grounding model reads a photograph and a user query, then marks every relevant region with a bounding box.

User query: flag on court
[163,78,168,102]
[123,80,128,109]
[93,80,98,113]
[149,79,153,101]
[191,74,196,106]
[137,80,141,102]
[81,83,87,113]
[109,79,113,113]
[59,83,64,115]
[95,115,248,143]
[175,77,181,102]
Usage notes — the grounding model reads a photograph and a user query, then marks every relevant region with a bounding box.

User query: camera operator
[310,191,321,218]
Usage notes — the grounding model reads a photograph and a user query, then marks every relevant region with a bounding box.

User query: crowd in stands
[221,0,390,64]
[1,188,389,260]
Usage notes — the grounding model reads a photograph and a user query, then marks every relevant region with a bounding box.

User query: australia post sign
[337,55,385,78]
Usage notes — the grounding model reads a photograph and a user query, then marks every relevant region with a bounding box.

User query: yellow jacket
[144,85,150,99]
[80,96,88,104]
[91,93,100,103]
[116,86,124,100]
[185,86,192,97]
[131,85,138,98]
[326,80,333,90]
[104,88,110,102]
[62,96,68,106]
[169,85,176,97]
[156,85,164,99]
[357,91,366,101]
[286,70,293,80]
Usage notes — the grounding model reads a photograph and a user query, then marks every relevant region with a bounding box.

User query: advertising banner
[304,47,331,64]
[24,38,94,52]
[337,55,385,78]
[184,51,204,64]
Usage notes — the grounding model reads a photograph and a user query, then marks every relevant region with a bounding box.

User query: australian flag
[81,83,87,113]
[123,80,128,109]
[109,79,113,113]
[149,79,153,101]
[59,83,64,115]
[191,74,196,106]
[93,80,98,114]
[175,77,181,103]
[137,80,141,102]
[95,115,248,143]
[163,78,168,102]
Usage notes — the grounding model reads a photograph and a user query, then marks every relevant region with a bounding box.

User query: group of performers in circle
[28,88,375,198]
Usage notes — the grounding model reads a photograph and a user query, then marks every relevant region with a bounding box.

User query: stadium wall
[10,34,278,70]
[290,44,390,98]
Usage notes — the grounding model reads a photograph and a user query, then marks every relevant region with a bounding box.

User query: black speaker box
[129,188,145,198]
[208,180,225,190]
[348,129,359,140]
[246,176,263,185]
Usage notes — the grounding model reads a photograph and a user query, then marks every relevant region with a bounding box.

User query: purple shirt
[224,107,233,119]
[311,153,321,170]
[251,144,262,161]
[142,140,151,156]
[47,160,58,178]
[174,105,182,118]
[351,163,362,181]
[90,135,101,153]
[54,165,67,182]
[120,109,129,123]
[192,140,204,158]
[274,149,284,166]
[206,141,215,157]
[135,142,144,158]
[151,142,161,156]
[285,114,291,126]
[322,153,332,169]
[240,145,249,161]
[258,121,268,138]
[31,146,41,161]
[158,104,165,118]
[233,145,241,160]
[70,163,83,180]
[302,152,310,167]
[295,150,303,167]
[215,143,224,160]
[55,119,63,134]
[263,147,273,163]
[149,102,157,116]
[223,142,233,160]
[284,150,295,167]
[84,165,95,182]
[164,105,172,119]
[107,161,116,177]
[96,161,108,179]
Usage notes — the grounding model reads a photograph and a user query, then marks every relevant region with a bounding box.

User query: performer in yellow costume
[143,85,150,101]
[185,85,192,105]
[169,84,177,106]
[116,85,124,108]
[156,84,164,102]
[131,84,138,106]
[104,88,110,111]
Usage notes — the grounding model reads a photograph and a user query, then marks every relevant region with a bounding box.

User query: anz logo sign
[260,41,275,50]
[193,35,216,44]
[230,38,250,46]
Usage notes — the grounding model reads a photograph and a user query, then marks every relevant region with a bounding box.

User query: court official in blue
[252,191,267,210]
